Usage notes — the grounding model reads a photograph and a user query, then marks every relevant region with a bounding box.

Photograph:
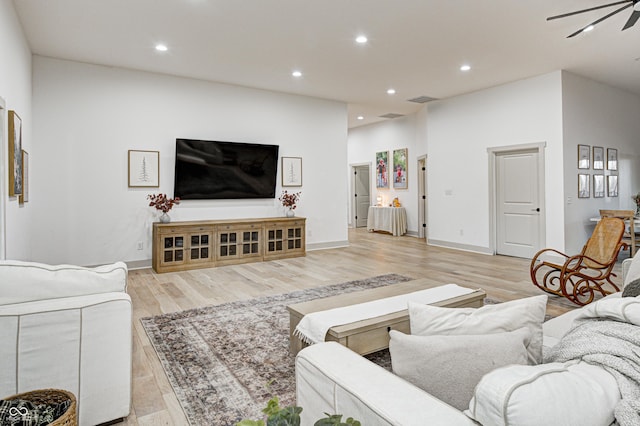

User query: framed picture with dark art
[577,145,590,169]
[376,151,389,189]
[593,174,604,198]
[19,150,29,204]
[578,174,590,198]
[608,175,618,197]
[592,146,604,170]
[607,148,618,171]
[128,150,159,187]
[393,148,408,189]
[281,157,302,187]
[8,110,22,196]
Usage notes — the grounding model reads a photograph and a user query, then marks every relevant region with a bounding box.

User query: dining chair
[599,209,639,257]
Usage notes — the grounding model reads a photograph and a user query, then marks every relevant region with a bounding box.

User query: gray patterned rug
[141,274,412,426]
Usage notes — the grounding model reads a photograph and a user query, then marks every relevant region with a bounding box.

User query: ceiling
[12,0,640,128]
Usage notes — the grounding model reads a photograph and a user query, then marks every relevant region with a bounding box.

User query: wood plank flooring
[124,228,623,425]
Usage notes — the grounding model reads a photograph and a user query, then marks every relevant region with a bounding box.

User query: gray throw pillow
[388,328,531,411]
[622,278,640,297]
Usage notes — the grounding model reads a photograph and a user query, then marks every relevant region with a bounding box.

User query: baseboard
[126,259,152,270]
[427,239,493,255]
[307,240,349,251]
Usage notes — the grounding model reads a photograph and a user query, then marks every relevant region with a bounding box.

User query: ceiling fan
[547,0,640,38]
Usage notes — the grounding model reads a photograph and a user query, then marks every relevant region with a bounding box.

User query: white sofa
[0,260,132,426]
[296,256,640,426]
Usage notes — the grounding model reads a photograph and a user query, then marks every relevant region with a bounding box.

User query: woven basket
[5,388,77,426]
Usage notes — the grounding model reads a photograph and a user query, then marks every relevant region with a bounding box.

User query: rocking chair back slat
[583,217,625,269]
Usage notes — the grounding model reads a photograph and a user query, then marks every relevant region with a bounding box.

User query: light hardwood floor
[125,228,623,425]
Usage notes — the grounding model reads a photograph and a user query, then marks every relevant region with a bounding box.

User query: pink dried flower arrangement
[279,190,301,210]
[147,193,180,213]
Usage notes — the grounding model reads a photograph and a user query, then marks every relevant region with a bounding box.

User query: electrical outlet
[137,241,144,250]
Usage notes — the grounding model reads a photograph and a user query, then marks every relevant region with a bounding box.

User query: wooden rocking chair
[530,217,626,306]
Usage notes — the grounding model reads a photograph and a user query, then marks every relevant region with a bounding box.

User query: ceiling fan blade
[567,3,633,37]
[622,9,640,29]
[548,0,630,21]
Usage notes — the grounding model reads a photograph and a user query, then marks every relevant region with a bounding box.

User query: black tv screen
[174,139,279,200]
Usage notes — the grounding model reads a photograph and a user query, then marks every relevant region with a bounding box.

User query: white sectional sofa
[0,260,132,426]
[296,255,640,426]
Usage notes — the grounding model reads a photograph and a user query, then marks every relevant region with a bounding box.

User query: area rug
[141,274,412,426]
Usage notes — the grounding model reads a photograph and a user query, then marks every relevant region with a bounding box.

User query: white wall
[562,71,640,254]
[348,115,421,233]
[31,56,348,266]
[425,72,565,253]
[0,1,32,260]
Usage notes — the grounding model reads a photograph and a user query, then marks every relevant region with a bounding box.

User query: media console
[152,217,306,273]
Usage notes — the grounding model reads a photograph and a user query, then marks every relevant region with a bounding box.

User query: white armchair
[0,260,132,426]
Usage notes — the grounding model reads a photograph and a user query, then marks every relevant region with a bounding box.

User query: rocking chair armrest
[530,248,570,268]
[563,253,611,271]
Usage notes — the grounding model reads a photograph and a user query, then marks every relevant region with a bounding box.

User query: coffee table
[287,278,486,356]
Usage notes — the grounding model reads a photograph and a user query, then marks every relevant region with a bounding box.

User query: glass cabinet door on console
[216,223,262,264]
[264,219,305,259]
[153,225,212,272]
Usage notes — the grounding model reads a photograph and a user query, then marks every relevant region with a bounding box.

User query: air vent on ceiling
[379,113,405,119]
[407,95,438,104]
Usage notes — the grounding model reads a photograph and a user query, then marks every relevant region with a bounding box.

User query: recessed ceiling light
[357,115,364,120]
[387,88,396,95]
[355,35,368,44]
[460,64,471,72]
[292,70,303,78]
[155,44,168,52]
[583,25,595,33]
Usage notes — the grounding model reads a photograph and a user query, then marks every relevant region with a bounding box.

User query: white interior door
[354,165,370,228]
[496,149,541,258]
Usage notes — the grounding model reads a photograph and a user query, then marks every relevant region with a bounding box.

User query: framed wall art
[592,146,604,170]
[8,110,22,196]
[376,151,389,189]
[577,144,590,169]
[607,148,618,171]
[593,174,604,198]
[128,150,159,187]
[608,175,618,197]
[281,157,302,187]
[19,150,29,204]
[578,174,590,198]
[393,148,408,189]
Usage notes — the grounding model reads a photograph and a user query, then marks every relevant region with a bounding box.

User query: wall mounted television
[174,138,279,200]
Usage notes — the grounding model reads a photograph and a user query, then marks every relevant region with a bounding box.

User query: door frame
[349,162,372,228]
[0,96,6,260]
[487,142,546,256]
[417,155,427,240]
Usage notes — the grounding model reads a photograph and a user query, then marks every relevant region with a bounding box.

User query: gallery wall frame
[593,174,604,198]
[577,144,590,169]
[607,148,618,171]
[128,150,159,187]
[19,150,29,204]
[393,148,408,189]
[8,110,22,196]
[608,175,618,197]
[281,157,302,187]
[592,146,604,170]
[578,173,590,198]
[375,151,389,189]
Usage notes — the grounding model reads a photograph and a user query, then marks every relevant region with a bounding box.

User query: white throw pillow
[466,360,619,426]
[389,328,531,411]
[408,295,547,363]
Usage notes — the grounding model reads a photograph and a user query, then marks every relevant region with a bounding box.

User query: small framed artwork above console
[128,150,159,187]
[282,157,302,187]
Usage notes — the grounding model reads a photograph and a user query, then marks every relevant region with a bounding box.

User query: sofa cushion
[624,254,640,287]
[622,278,640,297]
[466,360,619,426]
[388,328,531,411]
[408,295,547,363]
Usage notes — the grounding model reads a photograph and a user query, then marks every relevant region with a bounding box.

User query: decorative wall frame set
[576,144,618,199]
[376,148,408,189]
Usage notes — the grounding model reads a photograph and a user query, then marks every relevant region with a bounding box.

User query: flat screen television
[174,138,279,200]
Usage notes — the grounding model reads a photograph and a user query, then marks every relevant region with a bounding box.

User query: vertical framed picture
[592,146,604,170]
[577,144,590,169]
[578,174,590,198]
[607,175,618,197]
[393,148,408,189]
[376,151,389,189]
[281,157,302,187]
[607,148,618,171]
[19,150,29,204]
[8,110,22,196]
[593,174,604,198]
[128,150,159,187]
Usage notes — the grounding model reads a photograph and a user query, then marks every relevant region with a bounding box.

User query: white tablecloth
[367,206,407,236]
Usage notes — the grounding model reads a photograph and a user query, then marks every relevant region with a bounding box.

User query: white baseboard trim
[126,259,152,270]
[427,239,493,255]
[307,240,349,251]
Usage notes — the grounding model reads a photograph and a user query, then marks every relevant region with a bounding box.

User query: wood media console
[152,217,306,273]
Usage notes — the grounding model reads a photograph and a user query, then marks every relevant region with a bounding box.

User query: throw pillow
[408,295,547,363]
[622,278,640,297]
[388,328,531,411]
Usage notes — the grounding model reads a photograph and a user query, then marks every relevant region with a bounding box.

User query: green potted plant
[237,396,360,426]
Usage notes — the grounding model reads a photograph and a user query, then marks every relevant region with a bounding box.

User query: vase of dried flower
[286,208,295,218]
[160,212,171,223]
